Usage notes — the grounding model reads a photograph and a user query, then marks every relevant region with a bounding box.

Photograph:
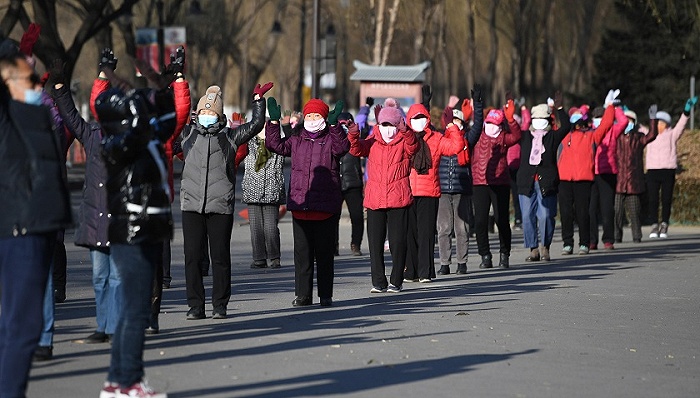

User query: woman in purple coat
[265,97,349,307]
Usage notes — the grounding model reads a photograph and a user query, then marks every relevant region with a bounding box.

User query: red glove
[253,82,274,97]
[373,104,383,123]
[504,99,516,122]
[347,121,360,135]
[19,23,41,57]
[461,99,473,121]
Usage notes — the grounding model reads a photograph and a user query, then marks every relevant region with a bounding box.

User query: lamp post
[156,0,165,72]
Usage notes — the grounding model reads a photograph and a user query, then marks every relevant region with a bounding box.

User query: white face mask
[531,118,549,130]
[625,121,635,134]
[379,125,398,142]
[484,123,502,138]
[410,118,428,132]
[453,119,464,130]
[304,119,326,133]
[592,118,602,128]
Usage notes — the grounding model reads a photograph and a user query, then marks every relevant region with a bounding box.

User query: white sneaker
[649,223,659,238]
[659,222,669,238]
[99,382,119,398]
[117,381,167,398]
[387,284,403,293]
[419,278,432,283]
[384,240,390,251]
[370,286,387,293]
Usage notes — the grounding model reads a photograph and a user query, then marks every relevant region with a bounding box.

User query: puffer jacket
[439,98,484,195]
[339,152,364,191]
[0,95,72,239]
[472,116,522,186]
[349,124,418,210]
[616,120,658,194]
[242,136,286,204]
[266,121,349,214]
[53,85,110,248]
[517,107,571,196]
[406,104,464,198]
[180,98,265,214]
[558,105,614,182]
[645,113,689,170]
[594,106,628,175]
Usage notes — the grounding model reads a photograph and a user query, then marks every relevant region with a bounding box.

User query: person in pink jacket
[589,94,628,250]
[557,99,615,256]
[403,102,464,283]
[645,96,698,238]
[348,104,418,293]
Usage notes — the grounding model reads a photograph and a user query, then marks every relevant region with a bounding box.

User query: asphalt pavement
[26,162,700,397]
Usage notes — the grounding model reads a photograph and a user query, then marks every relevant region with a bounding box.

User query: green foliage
[672,179,700,224]
[591,0,699,117]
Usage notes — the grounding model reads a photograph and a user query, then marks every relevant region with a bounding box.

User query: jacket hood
[407,103,431,124]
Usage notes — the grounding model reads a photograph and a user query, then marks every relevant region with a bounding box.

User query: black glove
[471,83,482,102]
[553,90,563,109]
[366,97,374,107]
[165,46,185,75]
[421,84,432,108]
[648,104,658,120]
[50,59,65,85]
[99,48,118,71]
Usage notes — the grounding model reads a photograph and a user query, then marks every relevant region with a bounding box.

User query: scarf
[412,131,432,175]
[254,138,272,171]
[529,129,548,166]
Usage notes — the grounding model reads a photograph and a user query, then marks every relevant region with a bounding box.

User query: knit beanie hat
[591,106,604,118]
[377,106,403,126]
[530,104,551,119]
[197,85,224,118]
[452,109,465,122]
[656,111,671,124]
[303,99,329,118]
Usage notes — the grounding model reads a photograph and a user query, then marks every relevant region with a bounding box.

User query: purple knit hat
[377,106,403,126]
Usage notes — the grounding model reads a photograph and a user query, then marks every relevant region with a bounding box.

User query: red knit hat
[303,99,329,119]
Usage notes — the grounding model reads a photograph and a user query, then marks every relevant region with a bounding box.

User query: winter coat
[349,124,419,210]
[558,105,614,182]
[180,98,265,214]
[645,113,688,170]
[438,99,484,195]
[53,85,110,248]
[516,108,571,196]
[407,104,464,198]
[339,152,364,191]
[266,121,349,214]
[0,94,72,239]
[594,106,628,175]
[242,136,286,204]
[616,121,658,194]
[472,116,522,186]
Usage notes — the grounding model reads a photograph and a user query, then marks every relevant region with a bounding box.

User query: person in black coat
[336,111,366,256]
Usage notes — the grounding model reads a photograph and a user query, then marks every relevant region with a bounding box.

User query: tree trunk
[372,0,385,65]
[380,0,400,65]
[486,0,500,104]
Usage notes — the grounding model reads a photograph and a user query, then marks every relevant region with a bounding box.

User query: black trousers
[339,187,365,247]
[472,185,512,256]
[52,230,67,296]
[646,168,676,224]
[150,242,165,325]
[182,211,233,310]
[292,215,338,300]
[162,239,171,285]
[589,173,617,245]
[405,196,439,280]
[510,168,522,222]
[559,180,593,247]
[366,207,409,289]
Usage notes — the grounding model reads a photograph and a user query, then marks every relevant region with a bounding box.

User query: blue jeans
[91,248,122,335]
[0,234,53,397]
[39,261,54,347]
[108,243,161,387]
[519,180,558,248]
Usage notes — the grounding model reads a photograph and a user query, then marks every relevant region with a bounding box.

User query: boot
[437,264,450,275]
[479,254,493,269]
[498,252,510,268]
[525,248,540,262]
[456,263,467,274]
[351,243,363,256]
[541,245,551,261]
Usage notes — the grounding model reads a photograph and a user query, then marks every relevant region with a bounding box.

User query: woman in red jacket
[348,104,418,293]
[470,94,521,268]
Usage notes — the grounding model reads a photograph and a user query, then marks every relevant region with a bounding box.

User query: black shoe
[54,289,66,303]
[186,306,206,320]
[33,346,53,361]
[456,263,467,274]
[292,296,312,307]
[320,297,333,307]
[437,264,450,275]
[250,261,268,269]
[145,326,159,335]
[499,253,510,268]
[201,267,209,276]
[75,331,108,344]
[479,254,493,269]
[162,281,171,289]
[212,307,227,319]
[269,259,281,268]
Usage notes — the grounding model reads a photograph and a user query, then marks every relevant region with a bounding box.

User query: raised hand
[328,100,344,125]
[553,90,563,109]
[366,97,374,107]
[267,97,281,121]
[49,59,65,85]
[421,84,432,108]
[471,83,482,102]
[253,81,274,98]
[99,48,118,71]
[604,89,621,107]
[19,23,41,57]
[461,98,473,121]
[648,104,658,120]
[448,95,460,108]
[504,97,516,122]
[165,46,185,75]
[685,96,698,113]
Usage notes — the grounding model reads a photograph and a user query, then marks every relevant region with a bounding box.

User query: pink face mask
[484,123,502,138]
[379,125,398,143]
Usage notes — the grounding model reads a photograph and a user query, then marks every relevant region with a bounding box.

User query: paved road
[26,164,700,397]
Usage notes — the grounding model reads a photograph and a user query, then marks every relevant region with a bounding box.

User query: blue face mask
[569,114,583,124]
[625,121,635,134]
[24,89,43,105]
[198,114,218,127]
[592,118,602,128]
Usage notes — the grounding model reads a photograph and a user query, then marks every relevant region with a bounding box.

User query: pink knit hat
[377,106,404,126]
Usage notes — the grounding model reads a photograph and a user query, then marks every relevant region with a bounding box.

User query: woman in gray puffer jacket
[179,83,271,320]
